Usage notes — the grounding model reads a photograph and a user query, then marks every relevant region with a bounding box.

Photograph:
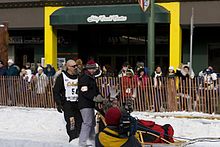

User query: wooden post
[0,22,9,66]
[167,78,177,111]
[217,78,220,114]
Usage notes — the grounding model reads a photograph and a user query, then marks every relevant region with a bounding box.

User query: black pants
[63,101,82,142]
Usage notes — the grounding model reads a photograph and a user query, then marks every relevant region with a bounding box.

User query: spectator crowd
[0,58,219,82]
[0,58,219,111]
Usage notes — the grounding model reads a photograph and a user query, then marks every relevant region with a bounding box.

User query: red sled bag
[137,120,174,143]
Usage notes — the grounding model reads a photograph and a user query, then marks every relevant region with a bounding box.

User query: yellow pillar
[158,2,182,69]
[44,7,61,69]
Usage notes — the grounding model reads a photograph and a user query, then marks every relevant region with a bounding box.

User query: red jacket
[120,76,136,98]
[134,75,148,90]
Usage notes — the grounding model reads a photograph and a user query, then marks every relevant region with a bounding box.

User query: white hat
[169,66,174,70]
[37,66,43,71]
[8,59,14,64]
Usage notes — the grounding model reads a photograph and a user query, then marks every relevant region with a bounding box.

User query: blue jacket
[6,64,19,76]
[0,66,7,76]
[44,65,56,77]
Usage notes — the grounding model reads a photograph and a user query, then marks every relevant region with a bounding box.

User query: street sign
[138,0,150,12]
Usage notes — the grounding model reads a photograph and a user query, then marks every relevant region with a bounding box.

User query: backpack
[137,120,174,143]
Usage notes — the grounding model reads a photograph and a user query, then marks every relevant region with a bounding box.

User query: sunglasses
[70,65,78,68]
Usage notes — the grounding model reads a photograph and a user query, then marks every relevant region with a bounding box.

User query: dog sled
[96,112,186,147]
[94,86,187,147]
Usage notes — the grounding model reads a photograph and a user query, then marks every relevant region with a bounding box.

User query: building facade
[0,0,219,74]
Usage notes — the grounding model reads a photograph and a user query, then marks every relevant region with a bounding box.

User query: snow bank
[0,138,73,147]
[0,106,220,147]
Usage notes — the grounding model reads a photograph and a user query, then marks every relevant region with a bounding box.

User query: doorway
[76,24,169,73]
[15,45,34,67]
[208,44,220,72]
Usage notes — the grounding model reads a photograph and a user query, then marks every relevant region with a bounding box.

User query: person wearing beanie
[167,66,176,78]
[6,59,19,76]
[105,107,122,126]
[78,59,100,147]
[118,62,134,78]
[95,107,141,147]
[53,59,82,142]
[5,59,20,105]
[34,65,48,95]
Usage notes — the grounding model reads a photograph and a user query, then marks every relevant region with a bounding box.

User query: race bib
[62,72,78,102]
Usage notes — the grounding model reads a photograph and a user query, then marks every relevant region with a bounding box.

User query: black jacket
[78,72,99,109]
[176,70,190,81]
[53,71,78,106]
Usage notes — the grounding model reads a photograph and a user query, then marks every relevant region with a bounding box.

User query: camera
[118,110,137,138]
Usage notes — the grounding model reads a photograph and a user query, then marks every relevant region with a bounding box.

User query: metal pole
[147,0,155,75]
[189,8,194,70]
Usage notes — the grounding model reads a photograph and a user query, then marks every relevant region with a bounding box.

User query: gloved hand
[57,104,63,113]
[93,94,104,103]
[94,94,104,112]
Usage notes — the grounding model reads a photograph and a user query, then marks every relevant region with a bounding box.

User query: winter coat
[151,71,163,88]
[0,66,7,76]
[118,68,134,78]
[134,74,148,90]
[176,68,194,80]
[24,69,34,82]
[168,73,176,78]
[44,65,56,77]
[176,68,196,95]
[199,70,217,89]
[78,71,99,110]
[120,76,137,98]
[6,64,19,76]
[35,73,48,94]
[53,71,78,106]
[95,127,141,147]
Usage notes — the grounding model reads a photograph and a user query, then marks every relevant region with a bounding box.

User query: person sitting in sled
[95,107,141,147]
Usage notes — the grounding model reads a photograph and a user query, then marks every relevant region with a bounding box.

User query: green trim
[50,4,169,25]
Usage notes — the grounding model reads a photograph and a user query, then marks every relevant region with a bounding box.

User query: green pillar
[148,0,155,75]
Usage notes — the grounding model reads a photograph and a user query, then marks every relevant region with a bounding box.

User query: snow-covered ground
[0,106,220,147]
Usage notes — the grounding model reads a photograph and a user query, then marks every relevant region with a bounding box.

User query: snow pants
[63,101,82,142]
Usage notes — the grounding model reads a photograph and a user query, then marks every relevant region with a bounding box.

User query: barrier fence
[0,76,55,108]
[0,76,219,114]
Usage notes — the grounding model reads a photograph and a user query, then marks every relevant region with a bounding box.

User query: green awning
[50,4,169,25]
